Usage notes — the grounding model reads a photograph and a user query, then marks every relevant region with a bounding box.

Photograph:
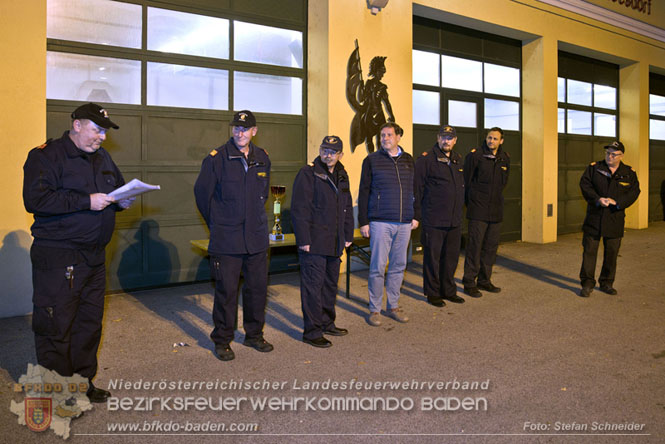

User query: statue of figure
[347,41,395,153]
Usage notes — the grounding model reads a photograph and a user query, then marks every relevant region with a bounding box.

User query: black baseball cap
[439,125,456,138]
[230,110,256,128]
[71,103,119,129]
[604,140,625,153]
[320,135,343,152]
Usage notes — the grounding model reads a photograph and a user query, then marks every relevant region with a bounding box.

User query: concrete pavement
[1,223,664,443]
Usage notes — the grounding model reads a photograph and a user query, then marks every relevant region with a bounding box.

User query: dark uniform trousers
[580,234,622,289]
[210,251,268,346]
[463,219,501,287]
[422,225,461,302]
[299,253,341,341]
[31,247,106,380]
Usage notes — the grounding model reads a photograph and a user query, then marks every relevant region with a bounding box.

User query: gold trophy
[269,185,286,241]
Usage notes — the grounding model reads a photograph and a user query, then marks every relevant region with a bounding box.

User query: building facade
[2,0,664,317]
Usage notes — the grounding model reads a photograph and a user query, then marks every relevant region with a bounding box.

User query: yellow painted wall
[308,0,414,271]
[0,2,46,317]
[620,61,650,228]
[522,36,560,243]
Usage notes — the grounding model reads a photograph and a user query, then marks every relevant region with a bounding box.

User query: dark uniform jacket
[464,142,510,222]
[358,147,415,226]
[414,144,465,228]
[291,157,354,257]
[194,138,271,256]
[23,131,125,257]
[580,160,640,238]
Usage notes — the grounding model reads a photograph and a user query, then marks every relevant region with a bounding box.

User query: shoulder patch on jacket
[36,138,53,150]
[209,149,218,157]
[630,167,635,172]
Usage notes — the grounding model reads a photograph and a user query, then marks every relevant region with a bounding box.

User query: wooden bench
[191,229,369,298]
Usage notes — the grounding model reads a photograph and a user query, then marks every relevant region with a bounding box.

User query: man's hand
[118,197,136,209]
[598,197,614,207]
[90,193,115,211]
[411,219,419,230]
[299,245,310,252]
[360,225,370,238]
[345,241,353,248]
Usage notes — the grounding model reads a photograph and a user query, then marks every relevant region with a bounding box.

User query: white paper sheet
[108,178,161,200]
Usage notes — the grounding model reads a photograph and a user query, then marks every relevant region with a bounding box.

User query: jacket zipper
[394,157,403,222]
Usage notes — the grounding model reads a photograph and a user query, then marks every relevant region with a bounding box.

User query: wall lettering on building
[609,0,651,15]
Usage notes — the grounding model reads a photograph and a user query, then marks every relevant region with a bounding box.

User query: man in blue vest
[358,123,418,326]
[194,110,273,361]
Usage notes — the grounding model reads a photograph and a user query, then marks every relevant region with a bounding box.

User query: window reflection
[47,0,141,48]
[484,63,520,97]
[558,77,566,103]
[594,113,615,137]
[147,63,228,110]
[448,100,476,128]
[441,56,482,92]
[47,52,140,104]
[485,99,519,131]
[234,22,303,68]
[567,110,592,135]
[413,50,439,86]
[650,119,665,140]
[234,72,302,115]
[650,94,665,116]
[594,85,616,110]
[558,108,565,133]
[148,8,229,59]
[413,90,439,125]
[567,80,592,106]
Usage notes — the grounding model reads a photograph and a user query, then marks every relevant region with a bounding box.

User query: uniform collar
[63,130,95,159]
[227,138,255,161]
[433,143,454,160]
[481,141,502,157]
[314,156,345,177]
[598,159,626,175]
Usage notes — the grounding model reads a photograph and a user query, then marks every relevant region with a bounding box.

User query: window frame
[46,0,306,115]
[412,47,522,131]
[557,77,618,137]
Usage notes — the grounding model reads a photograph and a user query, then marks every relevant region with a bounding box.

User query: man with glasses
[291,136,354,348]
[579,140,640,297]
[195,110,273,361]
[23,103,134,402]
[414,125,465,307]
